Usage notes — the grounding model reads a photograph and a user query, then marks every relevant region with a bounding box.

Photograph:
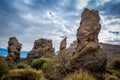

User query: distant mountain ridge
[67,41,120,58]
[100,43,120,58]
[0,48,28,58]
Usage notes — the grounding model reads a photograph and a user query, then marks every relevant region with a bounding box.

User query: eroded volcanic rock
[6,37,22,63]
[59,37,67,51]
[65,8,107,75]
[68,41,120,58]
[27,38,55,62]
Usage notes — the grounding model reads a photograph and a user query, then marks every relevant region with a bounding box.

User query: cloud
[97,0,120,18]
[0,0,120,52]
[75,0,89,10]
[96,0,111,6]
[23,0,33,5]
[99,13,120,45]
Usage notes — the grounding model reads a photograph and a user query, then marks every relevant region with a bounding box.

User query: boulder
[6,37,22,63]
[27,38,54,62]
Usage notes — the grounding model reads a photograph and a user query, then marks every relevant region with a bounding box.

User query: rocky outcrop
[68,41,120,58]
[59,37,67,51]
[6,37,22,63]
[27,38,54,62]
[67,41,77,55]
[65,8,107,76]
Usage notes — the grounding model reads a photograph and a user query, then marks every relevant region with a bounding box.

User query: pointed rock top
[59,37,67,51]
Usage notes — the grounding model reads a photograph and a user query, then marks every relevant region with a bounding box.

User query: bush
[30,58,52,70]
[17,63,27,69]
[64,70,96,80]
[0,56,9,79]
[105,58,120,79]
[57,49,70,74]
[7,62,16,70]
[9,69,45,80]
[42,50,70,80]
[107,58,120,71]
[42,60,59,80]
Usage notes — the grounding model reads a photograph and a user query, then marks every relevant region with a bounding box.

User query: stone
[59,37,67,51]
[67,41,77,55]
[6,37,22,63]
[67,41,120,59]
[65,8,107,76]
[76,8,101,52]
[27,38,55,62]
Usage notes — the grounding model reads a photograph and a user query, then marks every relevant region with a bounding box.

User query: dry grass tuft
[64,70,96,80]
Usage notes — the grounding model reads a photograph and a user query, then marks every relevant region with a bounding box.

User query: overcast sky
[0,0,120,51]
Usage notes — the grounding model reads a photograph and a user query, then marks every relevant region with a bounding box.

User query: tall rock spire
[65,8,107,78]
[6,37,22,63]
[76,8,101,52]
[59,37,67,51]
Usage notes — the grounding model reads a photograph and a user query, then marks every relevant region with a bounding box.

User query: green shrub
[42,50,70,80]
[9,69,45,80]
[0,56,9,79]
[30,58,52,70]
[64,70,96,80]
[57,49,70,74]
[17,63,27,69]
[42,58,63,80]
[7,63,16,69]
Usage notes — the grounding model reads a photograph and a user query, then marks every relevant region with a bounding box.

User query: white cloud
[59,0,70,7]
[75,0,89,10]
[99,13,120,45]
[23,0,33,5]
[1,0,119,54]
[18,9,79,51]
[0,37,8,49]
[96,0,111,6]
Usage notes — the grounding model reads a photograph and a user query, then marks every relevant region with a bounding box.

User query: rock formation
[6,37,22,63]
[59,37,67,51]
[65,8,107,76]
[67,41,77,55]
[27,38,54,62]
[68,41,120,58]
